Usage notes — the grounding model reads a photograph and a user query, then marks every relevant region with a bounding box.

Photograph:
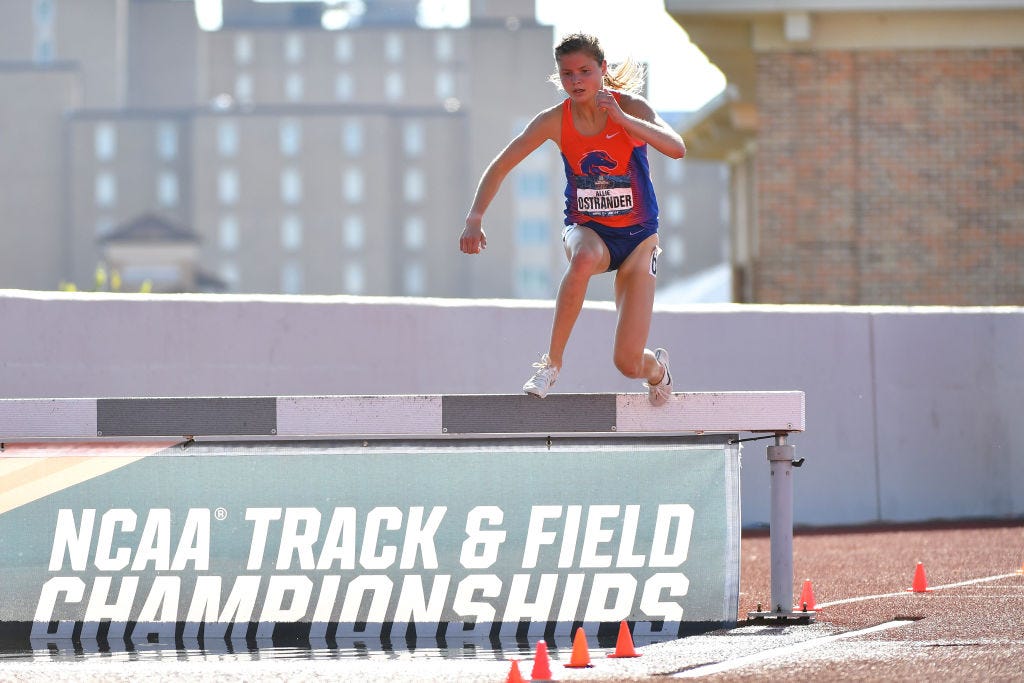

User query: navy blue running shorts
[563,222,659,272]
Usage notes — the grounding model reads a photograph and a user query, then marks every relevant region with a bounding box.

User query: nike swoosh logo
[629,229,643,236]
[606,132,619,139]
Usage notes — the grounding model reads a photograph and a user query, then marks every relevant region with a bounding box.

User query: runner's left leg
[611,234,664,384]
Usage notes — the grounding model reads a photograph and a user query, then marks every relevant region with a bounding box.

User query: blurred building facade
[668,0,1024,305]
[0,0,728,298]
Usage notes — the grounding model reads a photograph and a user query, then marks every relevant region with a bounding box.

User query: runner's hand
[596,89,623,121]
[460,221,487,254]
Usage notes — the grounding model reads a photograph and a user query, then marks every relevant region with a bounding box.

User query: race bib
[575,175,635,217]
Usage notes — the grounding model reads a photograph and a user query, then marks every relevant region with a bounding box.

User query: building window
[285,73,304,102]
[279,119,301,156]
[234,73,253,103]
[335,72,354,100]
[217,120,239,157]
[343,215,364,250]
[33,0,56,63]
[385,72,403,101]
[218,168,239,205]
[516,266,550,299]
[219,215,239,252]
[156,122,178,161]
[384,33,402,62]
[344,262,364,294]
[344,168,363,203]
[666,234,685,267]
[434,32,453,62]
[281,261,304,294]
[516,172,547,198]
[404,168,424,203]
[516,218,548,245]
[404,215,425,250]
[281,214,302,251]
[94,123,116,161]
[665,160,685,183]
[33,35,54,63]
[95,171,117,208]
[665,195,685,225]
[157,171,179,208]
[342,121,363,157]
[281,168,302,205]
[435,71,455,100]
[334,35,353,63]
[403,120,424,157]
[404,262,425,296]
[234,34,253,66]
[284,33,304,64]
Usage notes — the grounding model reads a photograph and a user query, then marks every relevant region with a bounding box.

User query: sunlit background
[4,1,1019,307]
[2,0,733,302]
[196,0,726,111]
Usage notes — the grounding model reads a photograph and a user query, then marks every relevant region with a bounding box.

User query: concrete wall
[2,289,1021,527]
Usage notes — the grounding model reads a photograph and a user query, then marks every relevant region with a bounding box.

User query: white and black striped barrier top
[0,392,805,441]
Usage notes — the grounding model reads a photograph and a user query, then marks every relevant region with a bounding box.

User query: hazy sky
[420,0,726,112]
[208,0,727,111]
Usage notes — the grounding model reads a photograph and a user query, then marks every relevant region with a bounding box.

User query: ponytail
[603,57,646,93]
[550,33,646,94]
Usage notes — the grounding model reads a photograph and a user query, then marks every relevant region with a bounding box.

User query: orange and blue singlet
[559,93,659,270]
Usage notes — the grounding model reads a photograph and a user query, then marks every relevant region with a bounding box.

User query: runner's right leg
[523,225,609,396]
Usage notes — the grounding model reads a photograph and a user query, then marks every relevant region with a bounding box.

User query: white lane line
[817,572,1020,608]
[672,620,914,678]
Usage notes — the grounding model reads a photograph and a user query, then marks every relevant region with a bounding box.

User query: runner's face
[557,51,606,102]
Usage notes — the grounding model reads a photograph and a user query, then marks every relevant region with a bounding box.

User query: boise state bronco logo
[580,150,617,176]
[574,150,633,216]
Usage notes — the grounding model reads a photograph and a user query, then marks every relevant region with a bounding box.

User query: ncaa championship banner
[0,436,740,648]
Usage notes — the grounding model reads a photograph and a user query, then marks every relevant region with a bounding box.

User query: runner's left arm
[597,90,686,159]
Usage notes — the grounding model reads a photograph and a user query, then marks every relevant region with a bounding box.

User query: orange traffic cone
[506,659,525,683]
[607,620,640,658]
[1016,558,1024,575]
[906,562,933,593]
[530,640,553,680]
[563,627,593,668]
[795,579,817,612]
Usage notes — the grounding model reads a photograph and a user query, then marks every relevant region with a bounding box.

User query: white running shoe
[645,348,673,406]
[523,353,559,398]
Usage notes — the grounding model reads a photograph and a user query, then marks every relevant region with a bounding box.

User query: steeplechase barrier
[0,391,805,651]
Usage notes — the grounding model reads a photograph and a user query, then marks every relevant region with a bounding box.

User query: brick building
[668,1,1024,305]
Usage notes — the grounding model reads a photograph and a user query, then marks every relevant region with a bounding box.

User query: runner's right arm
[460,106,560,255]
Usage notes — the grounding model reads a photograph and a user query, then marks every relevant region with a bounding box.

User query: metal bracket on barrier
[747,432,815,624]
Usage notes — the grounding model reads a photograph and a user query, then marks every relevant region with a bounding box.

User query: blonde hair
[549,33,647,94]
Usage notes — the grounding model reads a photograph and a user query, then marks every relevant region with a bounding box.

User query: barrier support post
[747,432,813,623]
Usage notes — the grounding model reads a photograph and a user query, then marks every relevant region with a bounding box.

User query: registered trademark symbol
[214,507,228,521]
